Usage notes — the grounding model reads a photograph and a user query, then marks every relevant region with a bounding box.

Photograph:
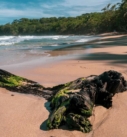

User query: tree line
[0,0,127,35]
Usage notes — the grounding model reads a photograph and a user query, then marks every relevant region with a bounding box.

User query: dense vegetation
[0,0,127,35]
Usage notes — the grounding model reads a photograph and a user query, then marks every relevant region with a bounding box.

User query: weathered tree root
[0,69,52,99]
[47,70,127,133]
[0,69,127,133]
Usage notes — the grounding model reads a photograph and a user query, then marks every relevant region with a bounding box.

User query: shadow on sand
[79,52,127,64]
[47,36,127,57]
[40,101,74,132]
[40,101,51,131]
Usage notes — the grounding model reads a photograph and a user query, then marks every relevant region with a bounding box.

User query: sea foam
[0,35,69,46]
[0,35,99,67]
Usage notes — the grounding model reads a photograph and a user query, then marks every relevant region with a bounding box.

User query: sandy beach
[0,34,127,137]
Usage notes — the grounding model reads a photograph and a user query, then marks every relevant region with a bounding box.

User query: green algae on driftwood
[0,69,127,133]
[47,70,127,133]
[0,69,52,99]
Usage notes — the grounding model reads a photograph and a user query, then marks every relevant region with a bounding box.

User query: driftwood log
[0,69,52,99]
[0,69,127,133]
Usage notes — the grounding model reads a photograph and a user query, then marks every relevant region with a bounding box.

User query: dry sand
[0,34,127,137]
[0,88,87,137]
[1,89,127,137]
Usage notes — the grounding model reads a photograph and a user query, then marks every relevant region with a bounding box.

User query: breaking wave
[0,35,69,46]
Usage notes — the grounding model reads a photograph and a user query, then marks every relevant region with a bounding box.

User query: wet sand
[0,34,127,137]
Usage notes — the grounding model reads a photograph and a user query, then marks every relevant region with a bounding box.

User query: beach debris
[0,69,52,99]
[47,70,127,133]
[0,69,127,133]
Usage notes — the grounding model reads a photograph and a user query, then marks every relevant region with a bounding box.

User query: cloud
[0,2,52,18]
[0,8,44,18]
[63,0,105,7]
[40,0,122,16]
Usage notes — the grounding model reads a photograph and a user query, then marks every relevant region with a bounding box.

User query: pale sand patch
[7,58,127,87]
[91,46,127,55]
[92,92,127,137]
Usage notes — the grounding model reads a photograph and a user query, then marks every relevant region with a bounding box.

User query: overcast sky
[0,0,122,25]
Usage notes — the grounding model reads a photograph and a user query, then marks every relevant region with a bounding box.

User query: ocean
[0,35,99,68]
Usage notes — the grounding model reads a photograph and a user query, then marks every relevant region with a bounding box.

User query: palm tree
[101,3,111,12]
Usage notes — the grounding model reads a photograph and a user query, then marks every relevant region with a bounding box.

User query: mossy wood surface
[47,70,127,133]
[0,69,52,99]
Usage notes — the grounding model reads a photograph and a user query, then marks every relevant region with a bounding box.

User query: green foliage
[0,0,126,35]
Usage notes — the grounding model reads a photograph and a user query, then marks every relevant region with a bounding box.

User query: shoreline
[1,33,127,87]
[0,33,127,137]
[0,31,126,36]
[0,33,126,70]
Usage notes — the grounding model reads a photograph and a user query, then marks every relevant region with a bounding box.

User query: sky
[0,0,122,25]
